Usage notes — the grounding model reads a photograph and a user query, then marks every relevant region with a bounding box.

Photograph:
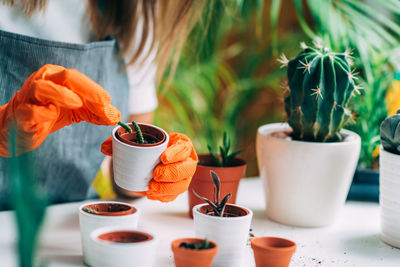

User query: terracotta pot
[171,238,218,267]
[116,123,166,147]
[78,201,140,266]
[251,237,296,267]
[98,230,153,243]
[112,123,169,191]
[83,202,136,216]
[193,203,253,267]
[188,154,246,217]
[90,227,157,267]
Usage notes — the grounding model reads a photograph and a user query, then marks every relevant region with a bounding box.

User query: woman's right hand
[0,64,121,157]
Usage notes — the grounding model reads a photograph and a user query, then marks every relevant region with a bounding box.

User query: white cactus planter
[256,123,361,227]
[89,227,157,267]
[379,147,400,248]
[112,123,169,191]
[193,203,253,267]
[78,201,139,266]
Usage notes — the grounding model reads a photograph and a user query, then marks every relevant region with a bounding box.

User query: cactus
[380,110,400,155]
[131,121,145,144]
[280,41,359,142]
[118,121,133,133]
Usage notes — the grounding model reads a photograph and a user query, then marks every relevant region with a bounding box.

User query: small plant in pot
[89,226,157,267]
[192,171,252,267]
[78,201,140,266]
[112,121,169,191]
[256,40,361,227]
[171,238,218,267]
[379,110,400,248]
[188,132,246,217]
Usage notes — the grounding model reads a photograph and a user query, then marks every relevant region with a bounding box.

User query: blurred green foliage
[156,0,400,172]
[8,128,47,267]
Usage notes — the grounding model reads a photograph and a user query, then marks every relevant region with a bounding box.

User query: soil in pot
[171,238,218,267]
[116,123,166,147]
[199,204,249,217]
[251,237,296,267]
[82,203,136,216]
[188,154,246,217]
[98,231,153,243]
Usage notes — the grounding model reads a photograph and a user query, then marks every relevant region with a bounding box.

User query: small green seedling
[207,132,242,167]
[179,239,211,250]
[82,207,99,214]
[193,171,231,217]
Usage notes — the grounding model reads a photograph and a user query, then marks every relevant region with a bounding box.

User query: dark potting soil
[130,137,158,144]
[179,241,214,250]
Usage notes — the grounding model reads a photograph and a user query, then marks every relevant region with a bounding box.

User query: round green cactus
[280,41,359,142]
[380,110,400,155]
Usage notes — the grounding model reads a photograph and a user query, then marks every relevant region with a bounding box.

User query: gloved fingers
[153,158,197,182]
[101,136,113,156]
[45,68,121,125]
[160,140,192,164]
[161,132,198,164]
[14,103,59,150]
[30,80,83,109]
[146,177,192,202]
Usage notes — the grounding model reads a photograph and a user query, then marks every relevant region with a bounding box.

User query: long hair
[2,0,206,81]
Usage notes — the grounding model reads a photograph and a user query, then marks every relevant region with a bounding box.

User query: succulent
[131,121,145,144]
[279,41,359,142]
[118,121,132,133]
[380,110,400,155]
[207,132,242,167]
[179,239,211,250]
[193,171,231,217]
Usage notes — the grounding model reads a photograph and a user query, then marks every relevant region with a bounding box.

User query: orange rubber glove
[0,64,121,157]
[101,132,198,202]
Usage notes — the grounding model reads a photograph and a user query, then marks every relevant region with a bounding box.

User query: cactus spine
[281,42,358,142]
[380,110,400,155]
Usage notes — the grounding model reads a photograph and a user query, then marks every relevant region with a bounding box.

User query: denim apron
[0,30,129,210]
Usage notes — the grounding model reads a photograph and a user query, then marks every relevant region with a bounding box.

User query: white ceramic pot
[78,201,140,266]
[256,123,361,227]
[89,227,157,267]
[379,147,400,248]
[112,123,169,191]
[193,203,253,267]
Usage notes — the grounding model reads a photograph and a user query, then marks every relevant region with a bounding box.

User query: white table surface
[1,177,399,267]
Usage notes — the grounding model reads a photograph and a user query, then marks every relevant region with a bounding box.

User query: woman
[0,0,204,210]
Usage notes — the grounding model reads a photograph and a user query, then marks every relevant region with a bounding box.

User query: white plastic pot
[379,147,400,248]
[112,123,169,191]
[89,227,157,267]
[256,123,361,227]
[193,203,253,267]
[78,201,140,266]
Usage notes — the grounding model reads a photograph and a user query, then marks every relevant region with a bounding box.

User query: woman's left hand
[101,132,198,202]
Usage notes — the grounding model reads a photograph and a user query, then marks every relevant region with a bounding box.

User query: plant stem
[118,121,132,133]
[132,121,145,144]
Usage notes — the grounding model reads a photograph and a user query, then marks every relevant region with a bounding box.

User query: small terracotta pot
[116,123,166,147]
[188,154,246,217]
[171,238,218,267]
[98,230,153,243]
[83,203,136,216]
[251,237,296,267]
